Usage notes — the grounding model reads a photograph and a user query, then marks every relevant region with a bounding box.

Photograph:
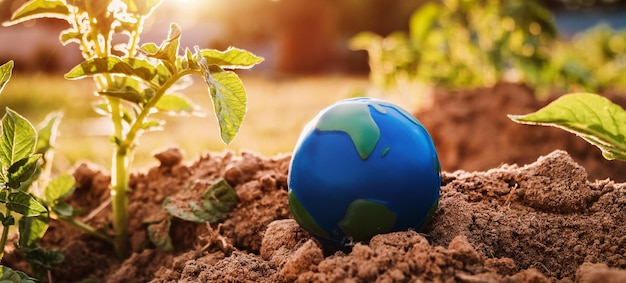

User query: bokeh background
[0,0,625,172]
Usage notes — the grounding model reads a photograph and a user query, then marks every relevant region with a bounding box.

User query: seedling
[0,60,72,281]
[509,93,626,161]
[4,0,263,258]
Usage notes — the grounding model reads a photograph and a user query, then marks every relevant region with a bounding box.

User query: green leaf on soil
[164,178,238,223]
[2,0,69,27]
[146,218,173,252]
[18,216,48,248]
[0,109,37,170]
[202,67,247,144]
[199,47,264,69]
[509,93,626,161]
[0,265,37,283]
[0,61,13,94]
[7,191,47,217]
[44,173,75,204]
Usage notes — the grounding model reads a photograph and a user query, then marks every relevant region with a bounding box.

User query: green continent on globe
[314,100,425,160]
[288,191,330,238]
[315,102,380,160]
[337,199,397,242]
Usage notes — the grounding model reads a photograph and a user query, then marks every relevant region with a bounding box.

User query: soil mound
[5,148,625,282]
[417,82,626,182]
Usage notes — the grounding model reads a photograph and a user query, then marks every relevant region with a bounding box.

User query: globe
[288,97,441,246]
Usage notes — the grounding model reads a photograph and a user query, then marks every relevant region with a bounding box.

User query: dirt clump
[3,148,623,282]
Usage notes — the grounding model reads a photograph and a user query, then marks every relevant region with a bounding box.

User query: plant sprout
[4,0,263,258]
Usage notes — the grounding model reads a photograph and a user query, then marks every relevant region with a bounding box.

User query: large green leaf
[7,191,47,217]
[509,93,626,160]
[0,61,13,94]
[0,109,37,169]
[2,0,69,26]
[199,47,264,69]
[203,68,247,144]
[44,173,75,204]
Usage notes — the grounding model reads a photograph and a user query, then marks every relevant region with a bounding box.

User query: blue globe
[288,97,441,246]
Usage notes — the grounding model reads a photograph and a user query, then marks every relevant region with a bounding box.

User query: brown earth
[4,83,626,282]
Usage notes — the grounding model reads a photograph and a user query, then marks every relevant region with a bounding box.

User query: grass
[1,73,375,173]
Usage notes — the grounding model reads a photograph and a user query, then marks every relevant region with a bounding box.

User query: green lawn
[2,73,377,173]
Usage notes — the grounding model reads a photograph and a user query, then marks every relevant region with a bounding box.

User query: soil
[4,82,626,282]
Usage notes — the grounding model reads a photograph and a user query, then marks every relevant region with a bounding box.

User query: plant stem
[111,149,130,258]
[0,208,12,261]
[56,215,112,244]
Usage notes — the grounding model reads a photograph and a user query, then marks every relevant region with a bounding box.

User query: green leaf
[164,178,238,223]
[199,47,264,69]
[7,154,41,189]
[155,93,200,115]
[7,191,47,217]
[142,24,181,73]
[140,119,165,131]
[99,87,144,104]
[0,109,37,169]
[44,173,75,204]
[0,61,13,94]
[22,246,64,277]
[64,56,156,82]
[59,28,81,46]
[1,215,14,226]
[146,218,173,251]
[2,0,69,26]
[202,68,247,144]
[509,93,626,160]
[0,265,37,283]
[18,216,48,248]
[36,112,62,155]
[51,202,75,217]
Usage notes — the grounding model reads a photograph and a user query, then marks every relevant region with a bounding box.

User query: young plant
[0,61,69,281]
[4,0,263,258]
[509,93,626,161]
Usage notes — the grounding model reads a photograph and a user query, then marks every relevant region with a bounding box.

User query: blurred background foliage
[0,0,625,169]
[350,0,626,97]
[1,0,625,76]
